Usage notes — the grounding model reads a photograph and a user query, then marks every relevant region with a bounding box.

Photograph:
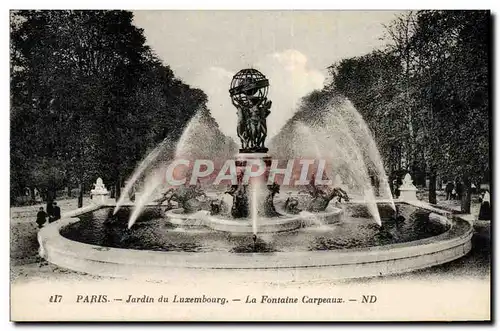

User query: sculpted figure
[233,99,249,149]
[229,68,271,152]
[231,95,271,152]
[262,182,281,217]
[210,199,221,215]
[301,175,350,212]
[257,99,272,148]
[155,185,207,213]
[209,193,231,216]
[225,184,249,218]
[284,195,302,214]
[248,103,261,149]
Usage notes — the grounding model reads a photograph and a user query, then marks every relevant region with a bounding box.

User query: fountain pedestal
[235,153,272,170]
[231,153,276,218]
[399,174,418,201]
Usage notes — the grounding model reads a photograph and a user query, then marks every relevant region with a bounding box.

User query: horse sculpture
[225,184,249,218]
[261,182,281,217]
[301,175,350,212]
[155,185,208,213]
[284,195,302,214]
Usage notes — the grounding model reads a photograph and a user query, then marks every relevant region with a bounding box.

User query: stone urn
[399,173,418,201]
[90,177,110,204]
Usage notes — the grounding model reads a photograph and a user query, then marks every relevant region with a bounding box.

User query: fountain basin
[275,203,344,226]
[165,204,343,233]
[165,208,303,233]
[166,209,209,226]
[37,202,473,282]
[206,214,302,233]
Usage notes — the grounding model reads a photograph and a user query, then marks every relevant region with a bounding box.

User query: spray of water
[250,181,260,235]
[269,94,393,225]
[114,138,170,215]
[125,109,238,228]
[300,210,326,228]
[295,123,382,226]
[174,109,238,160]
[336,100,395,210]
[127,166,168,229]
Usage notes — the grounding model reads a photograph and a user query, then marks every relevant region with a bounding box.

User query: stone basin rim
[37,201,473,280]
[42,203,470,257]
[47,216,470,257]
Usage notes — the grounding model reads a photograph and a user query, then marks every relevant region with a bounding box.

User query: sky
[132,10,406,140]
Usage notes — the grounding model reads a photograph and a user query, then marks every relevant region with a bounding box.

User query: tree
[328,50,408,189]
[10,10,208,206]
[323,10,490,212]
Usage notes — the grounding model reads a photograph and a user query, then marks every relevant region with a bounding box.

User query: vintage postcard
[10,9,491,321]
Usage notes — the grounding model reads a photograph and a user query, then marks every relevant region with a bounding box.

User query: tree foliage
[322,10,489,211]
[10,10,208,202]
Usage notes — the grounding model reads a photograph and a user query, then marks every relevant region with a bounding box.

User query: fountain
[37,68,473,282]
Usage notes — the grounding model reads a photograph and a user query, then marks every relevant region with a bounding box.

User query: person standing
[445,181,454,200]
[478,191,491,220]
[456,180,463,201]
[50,201,61,223]
[36,207,47,228]
[46,200,54,221]
[393,176,403,199]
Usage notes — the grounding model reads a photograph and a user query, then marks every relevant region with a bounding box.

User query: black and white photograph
[8,9,491,321]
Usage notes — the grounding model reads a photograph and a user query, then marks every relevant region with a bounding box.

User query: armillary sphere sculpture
[229,68,272,153]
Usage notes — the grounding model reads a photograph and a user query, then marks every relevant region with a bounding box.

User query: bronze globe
[229,68,269,108]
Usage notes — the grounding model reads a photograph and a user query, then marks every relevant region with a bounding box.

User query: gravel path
[11,198,106,283]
